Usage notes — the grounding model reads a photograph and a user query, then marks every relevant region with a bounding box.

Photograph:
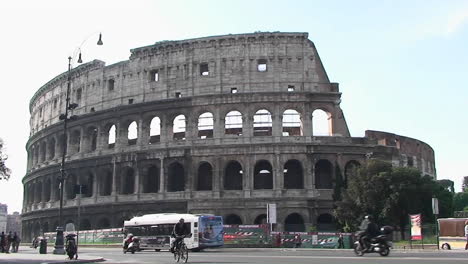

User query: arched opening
[254,214,267,224]
[225,214,243,225]
[127,121,138,145]
[149,117,161,144]
[66,174,77,199]
[284,213,305,232]
[317,213,335,231]
[344,160,360,187]
[80,219,92,231]
[168,162,185,192]
[44,179,51,202]
[143,165,160,193]
[80,172,94,197]
[254,160,273,189]
[57,134,66,157]
[40,141,46,162]
[108,124,116,148]
[48,138,56,160]
[197,162,213,191]
[35,182,42,202]
[87,126,98,152]
[173,115,186,140]
[99,169,112,196]
[42,222,49,233]
[312,109,332,136]
[253,109,272,136]
[198,112,214,139]
[70,130,81,154]
[282,109,302,136]
[33,222,41,237]
[224,161,243,190]
[315,159,333,189]
[225,111,243,136]
[97,218,111,229]
[284,159,304,189]
[120,167,135,195]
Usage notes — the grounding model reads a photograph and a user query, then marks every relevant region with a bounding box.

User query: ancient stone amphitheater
[22,32,436,239]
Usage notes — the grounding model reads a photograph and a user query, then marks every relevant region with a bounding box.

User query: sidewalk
[0,247,104,264]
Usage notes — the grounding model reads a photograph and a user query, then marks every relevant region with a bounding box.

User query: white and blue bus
[123,213,223,251]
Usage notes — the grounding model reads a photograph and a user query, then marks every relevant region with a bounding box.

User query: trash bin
[39,238,47,254]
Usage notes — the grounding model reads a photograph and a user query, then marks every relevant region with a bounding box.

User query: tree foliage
[334,160,453,234]
[453,192,468,211]
[0,138,12,180]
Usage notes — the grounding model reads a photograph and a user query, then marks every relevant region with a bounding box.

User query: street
[71,247,468,264]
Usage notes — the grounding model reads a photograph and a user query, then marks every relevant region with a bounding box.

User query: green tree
[334,159,453,238]
[453,192,468,211]
[0,138,11,180]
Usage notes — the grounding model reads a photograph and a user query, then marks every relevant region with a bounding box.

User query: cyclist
[171,218,189,253]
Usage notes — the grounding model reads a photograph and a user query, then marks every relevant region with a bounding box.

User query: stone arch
[254,214,267,224]
[99,168,113,196]
[120,166,135,195]
[143,165,160,193]
[97,217,111,229]
[168,162,185,192]
[312,109,332,136]
[284,213,305,232]
[80,219,92,231]
[47,137,56,160]
[284,159,304,189]
[173,114,186,140]
[198,112,214,139]
[40,141,46,162]
[86,126,98,152]
[225,214,243,225]
[282,109,302,136]
[57,134,66,157]
[44,178,51,202]
[106,123,117,148]
[253,109,272,136]
[149,116,161,144]
[224,161,243,190]
[29,183,35,204]
[317,213,335,231]
[344,160,361,187]
[197,162,213,191]
[127,121,138,145]
[69,129,81,154]
[33,222,41,237]
[225,110,243,136]
[66,174,77,199]
[254,160,273,189]
[80,171,94,197]
[35,181,42,202]
[315,159,333,189]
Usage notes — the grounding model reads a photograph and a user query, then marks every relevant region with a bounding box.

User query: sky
[0,0,467,213]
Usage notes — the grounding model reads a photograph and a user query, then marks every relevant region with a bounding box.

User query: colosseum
[22,32,436,240]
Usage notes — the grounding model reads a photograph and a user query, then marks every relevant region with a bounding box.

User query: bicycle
[173,235,189,263]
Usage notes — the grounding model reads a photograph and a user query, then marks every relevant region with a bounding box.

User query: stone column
[138,119,149,146]
[303,111,313,137]
[111,157,118,195]
[159,158,165,193]
[272,113,282,139]
[243,158,252,197]
[134,158,140,195]
[274,152,282,191]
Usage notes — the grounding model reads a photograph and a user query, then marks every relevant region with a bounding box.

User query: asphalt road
[79,247,468,264]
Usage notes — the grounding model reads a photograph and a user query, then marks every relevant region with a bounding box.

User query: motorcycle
[354,226,393,257]
[65,234,77,260]
[123,236,140,254]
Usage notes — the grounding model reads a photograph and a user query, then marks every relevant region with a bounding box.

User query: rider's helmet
[179,218,185,223]
[380,226,393,235]
[364,215,373,221]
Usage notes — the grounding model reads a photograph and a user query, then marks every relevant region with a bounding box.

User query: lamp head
[77,52,83,63]
[97,33,103,45]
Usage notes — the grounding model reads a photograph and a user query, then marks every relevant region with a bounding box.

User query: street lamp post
[53,33,103,255]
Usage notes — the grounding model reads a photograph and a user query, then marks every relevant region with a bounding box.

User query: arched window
[143,165,160,193]
[66,174,77,199]
[70,130,81,154]
[225,111,243,136]
[149,117,161,144]
[315,159,333,189]
[80,219,92,231]
[198,112,214,139]
[224,161,243,190]
[40,141,46,162]
[312,109,332,136]
[173,115,186,140]
[97,218,111,229]
[44,179,51,202]
[344,160,361,187]
[225,214,242,225]
[282,109,302,136]
[254,160,273,189]
[284,159,304,189]
[284,213,305,232]
[254,214,267,224]
[87,127,98,152]
[99,169,112,196]
[253,109,272,136]
[48,138,56,160]
[168,162,185,192]
[127,121,138,145]
[80,172,94,198]
[120,167,135,195]
[108,124,116,148]
[197,162,213,191]
[35,182,42,203]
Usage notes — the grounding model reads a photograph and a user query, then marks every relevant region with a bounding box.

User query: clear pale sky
[1,0,467,213]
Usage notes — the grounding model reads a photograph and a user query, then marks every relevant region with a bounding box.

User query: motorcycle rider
[65,234,77,259]
[123,233,134,251]
[359,215,379,251]
[170,218,189,253]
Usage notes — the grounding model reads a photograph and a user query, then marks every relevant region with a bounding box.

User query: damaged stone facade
[22,32,436,240]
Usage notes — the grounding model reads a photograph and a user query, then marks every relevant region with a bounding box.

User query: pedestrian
[12,232,19,253]
[293,234,302,248]
[275,233,282,247]
[465,220,468,250]
[337,233,344,249]
[0,231,5,253]
[6,231,13,253]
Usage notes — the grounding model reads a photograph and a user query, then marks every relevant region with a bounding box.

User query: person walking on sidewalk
[0,232,5,253]
[465,220,468,250]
